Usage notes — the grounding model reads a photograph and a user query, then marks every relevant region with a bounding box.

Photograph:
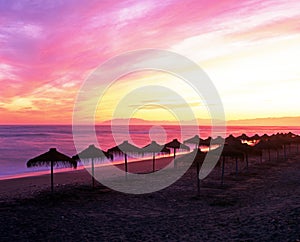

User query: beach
[2,0,300,240]
[1,150,299,241]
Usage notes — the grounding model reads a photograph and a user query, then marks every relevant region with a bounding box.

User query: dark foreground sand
[0,152,300,241]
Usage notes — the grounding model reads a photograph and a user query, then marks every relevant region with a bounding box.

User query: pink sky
[0,0,300,124]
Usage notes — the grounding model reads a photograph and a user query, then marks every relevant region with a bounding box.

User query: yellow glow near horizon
[95,70,211,123]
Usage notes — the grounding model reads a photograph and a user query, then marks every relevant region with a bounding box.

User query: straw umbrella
[165,139,190,167]
[236,133,250,142]
[142,141,170,172]
[175,148,206,195]
[211,144,244,185]
[249,134,261,144]
[202,137,212,150]
[27,148,77,192]
[232,142,262,170]
[212,136,225,145]
[72,144,112,188]
[254,140,280,161]
[225,134,240,145]
[260,134,270,141]
[183,135,205,149]
[292,135,300,154]
[107,141,141,173]
[271,133,293,159]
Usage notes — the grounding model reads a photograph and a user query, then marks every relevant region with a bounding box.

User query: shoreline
[0,154,180,200]
[0,152,187,181]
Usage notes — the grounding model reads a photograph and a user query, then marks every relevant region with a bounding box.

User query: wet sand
[0,151,299,241]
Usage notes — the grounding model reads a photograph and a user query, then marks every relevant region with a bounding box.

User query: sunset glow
[1,0,300,124]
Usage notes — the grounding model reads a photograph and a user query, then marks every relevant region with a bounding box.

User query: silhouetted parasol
[211,144,244,185]
[269,134,291,160]
[184,135,204,149]
[202,137,212,149]
[27,148,77,192]
[260,134,270,141]
[212,136,225,145]
[142,141,170,172]
[107,141,141,173]
[72,144,113,187]
[225,134,240,145]
[291,135,300,154]
[164,139,190,166]
[236,133,250,141]
[254,140,280,161]
[175,148,206,195]
[232,142,262,169]
[250,134,260,142]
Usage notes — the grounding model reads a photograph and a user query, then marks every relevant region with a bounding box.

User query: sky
[0,0,300,124]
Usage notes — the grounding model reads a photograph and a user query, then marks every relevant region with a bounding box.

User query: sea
[0,125,300,180]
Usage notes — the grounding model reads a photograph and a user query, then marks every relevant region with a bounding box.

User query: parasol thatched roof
[72,144,113,161]
[291,135,300,144]
[225,134,240,145]
[201,137,212,146]
[27,148,77,168]
[231,142,262,156]
[142,141,170,154]
[260,134,270,141]
[212,136,225,145]
[211,144,244,159]
[107,140,141,155]
[184,135,203,145]
[250,134,260,141]
[254,140,281,150]
[270,133,292,145]
[236,133,250,141]
[165,139,190,151]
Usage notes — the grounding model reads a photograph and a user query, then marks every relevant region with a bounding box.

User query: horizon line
[0,115,299,126]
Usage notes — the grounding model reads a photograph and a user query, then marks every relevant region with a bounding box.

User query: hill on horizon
[100,116,300,126]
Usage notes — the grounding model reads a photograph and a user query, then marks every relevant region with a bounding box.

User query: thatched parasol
[183,135,204,149]
[27,148,77,192]
[210,144,244,185]
[236,133,250,141]
[72,144,113,187]
[291,135,300,154]
[270,133,293,160]
[225,134,240,145]
[212,136,225,145]
[231,142,262,169]
[249,134,260,142]
[202,137,212,149]
[107,141,141,173]
[175,148,206,195]
[142,141,170,172]
[260,134,270,141]
[254,140,281,161]
[164,139,190,167]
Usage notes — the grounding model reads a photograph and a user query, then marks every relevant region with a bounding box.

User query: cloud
[1,0,300,123]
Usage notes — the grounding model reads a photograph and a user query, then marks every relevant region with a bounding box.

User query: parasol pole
[92,158,95,188]
[152,153,155,172]
[235,157,238,175]
[51,160,54,193]
[125,153,128,173]
[221,156,225,186]
[197,160,200,196]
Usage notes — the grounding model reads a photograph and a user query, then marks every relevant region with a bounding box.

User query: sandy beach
[2,0,300,240]
[0,150,300,241]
